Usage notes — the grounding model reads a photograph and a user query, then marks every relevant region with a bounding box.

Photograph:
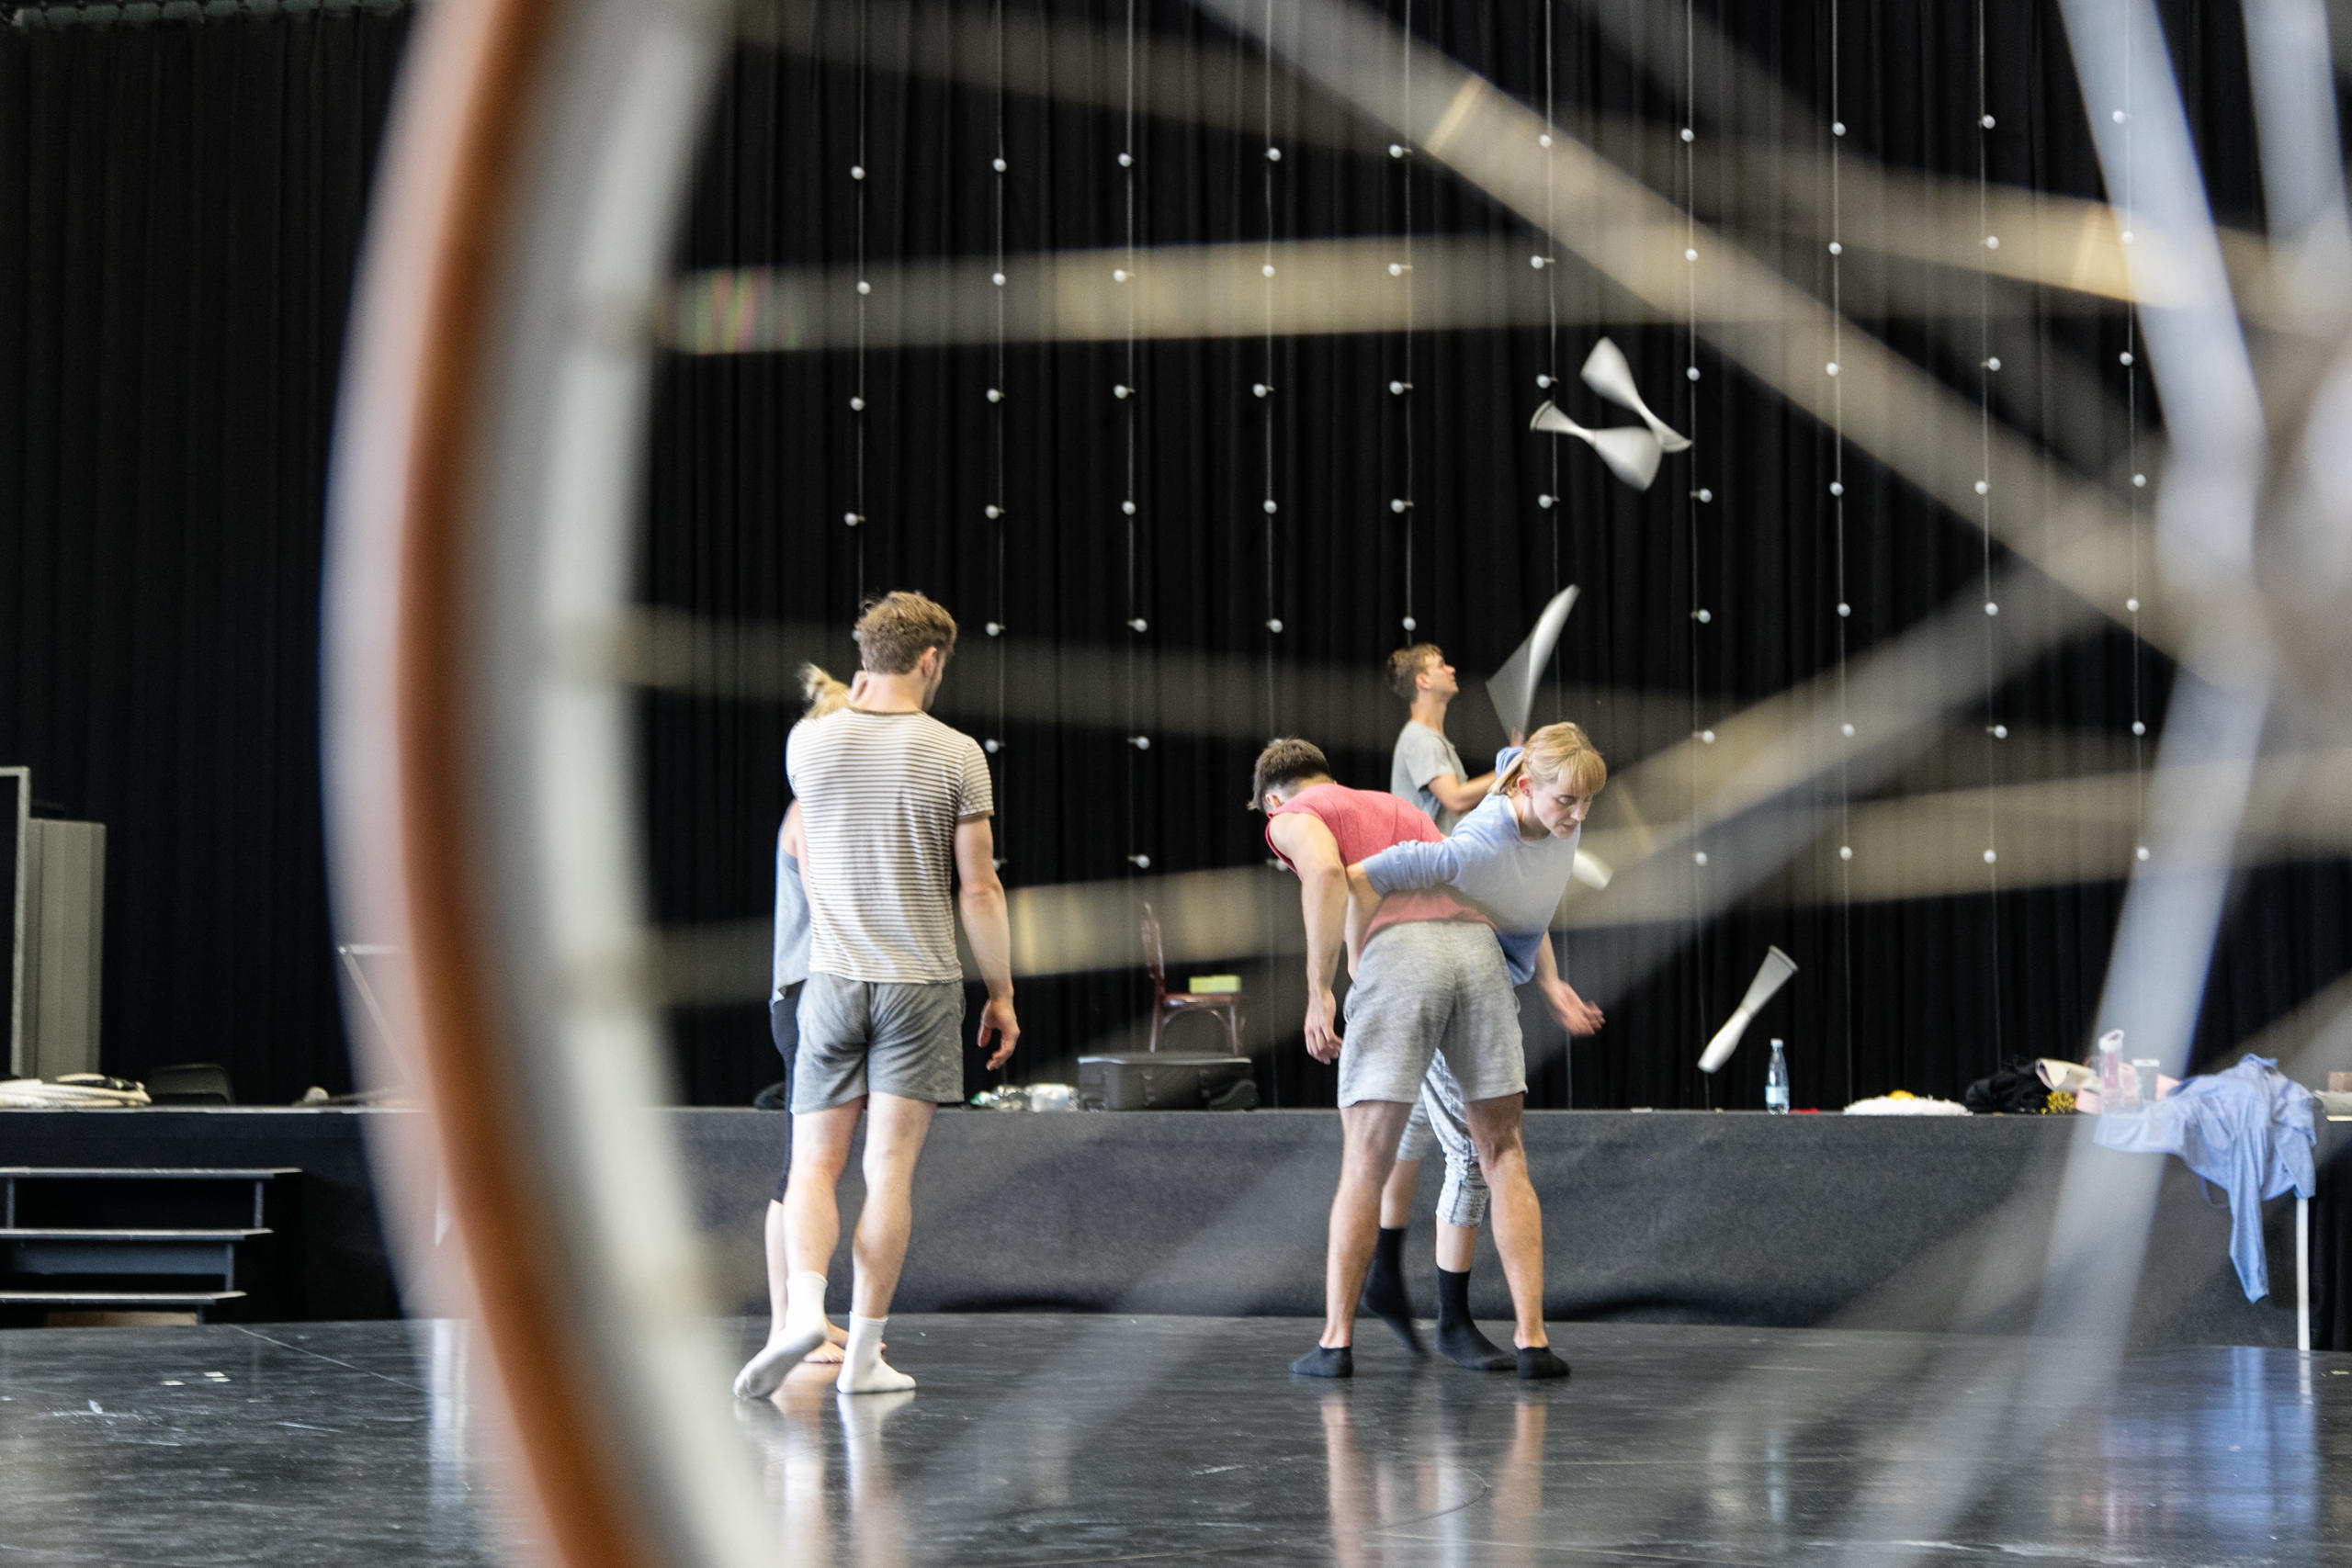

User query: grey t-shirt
[1391,721,1471,832]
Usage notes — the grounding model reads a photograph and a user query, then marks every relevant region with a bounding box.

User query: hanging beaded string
[1681,0,1713,1090]
[1388,0,1417,638]
[1257,2,1284,1100]
[1537,0,1560,682]
[2120,5,2149,866]
[1542,0,1565,1106]
[1120,0,1149,873]
[972,0,1012,869]
[1828,0,1856,1101]
[1975,0,2003,1058]
[845,0,871,603]
[1262,0,1283,720]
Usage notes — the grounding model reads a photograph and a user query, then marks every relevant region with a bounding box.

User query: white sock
[836,1314,915,1395]
[731,1271,831,1399]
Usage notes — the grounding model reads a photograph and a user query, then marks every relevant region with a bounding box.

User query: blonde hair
[800,663,853,718]
[854,591,957,674]
[1495,721,1606,798]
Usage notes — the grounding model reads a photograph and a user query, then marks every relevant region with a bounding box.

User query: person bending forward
[1252,738,1567,1380]
[1348,722,1611,1376]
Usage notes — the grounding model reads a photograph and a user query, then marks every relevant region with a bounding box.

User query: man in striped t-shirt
[732,592,1018,1400]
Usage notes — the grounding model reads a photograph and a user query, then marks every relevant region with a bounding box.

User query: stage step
[0,1228,270,1241]
[0,1288,246,1312]
[0,1168,295,1322]
[0,1168,300,1179]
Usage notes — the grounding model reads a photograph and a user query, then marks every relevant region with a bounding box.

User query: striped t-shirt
[786,707,995,985]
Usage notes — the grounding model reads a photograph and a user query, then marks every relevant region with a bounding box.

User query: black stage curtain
[650,0,2352,1108]
[0,4,2342,1112]
[0,6,410,1101]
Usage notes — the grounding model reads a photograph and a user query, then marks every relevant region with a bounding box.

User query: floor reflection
[6,1316,2347,1566]
[1316,1378,1551,1568]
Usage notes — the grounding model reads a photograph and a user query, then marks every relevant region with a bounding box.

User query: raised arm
[1423,768,1497,816]
[954,814,1019,1067]
[1267,810,1349,1064]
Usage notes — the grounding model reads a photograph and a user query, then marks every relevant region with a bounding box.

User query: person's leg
[836,980,963,1394]
[738,976,874,1399]
[1378,1158,1421,1229]
[835,1093,935,1393]
[1422,1057,1511,1371]
[763,987,847,1363]
[1294,923,1444,1377]
[1362,1097,1434,1355]
[735,1101,862,1398]
[1292,1097,1411,1377]
[847,1091,936,1316]
[1440,925,1566,1380]
[759,1199,848,1364]
[1464,1094,1566,1379]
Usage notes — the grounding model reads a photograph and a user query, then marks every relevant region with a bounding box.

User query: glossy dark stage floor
[6,1315,2352,1566]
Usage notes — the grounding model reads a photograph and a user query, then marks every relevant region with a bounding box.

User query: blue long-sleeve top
[2093,1054,2316,1302]
[1360,788,1579,985]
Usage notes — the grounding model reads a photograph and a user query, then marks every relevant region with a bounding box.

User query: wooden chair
[1142,901,1247,1054]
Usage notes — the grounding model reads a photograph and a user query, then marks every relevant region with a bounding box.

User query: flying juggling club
[1579,337,1692,453]
[1698,946,1798,1074]
[1529,400,1664,491]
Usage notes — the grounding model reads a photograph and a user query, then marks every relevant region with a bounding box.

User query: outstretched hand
[976,995,1020,1068]
[1304,986,1344,1064]
[1542,977,1604,1036]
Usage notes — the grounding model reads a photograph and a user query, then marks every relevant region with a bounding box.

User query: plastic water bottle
[1765,1039,1791,1114]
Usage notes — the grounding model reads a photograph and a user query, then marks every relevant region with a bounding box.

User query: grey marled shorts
[1340,919,1525,1110]
[792,973,967,1112]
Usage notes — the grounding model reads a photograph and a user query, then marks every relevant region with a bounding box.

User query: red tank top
[1264,783,1488,942]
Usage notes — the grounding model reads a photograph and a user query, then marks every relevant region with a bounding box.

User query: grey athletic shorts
[1395,1055,1489,1228]
[792,973,967,1112]
[1340,919,1524,1110]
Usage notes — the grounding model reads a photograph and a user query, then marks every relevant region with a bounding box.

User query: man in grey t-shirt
[1385,645,1498,831]
[732,592,1018,1402]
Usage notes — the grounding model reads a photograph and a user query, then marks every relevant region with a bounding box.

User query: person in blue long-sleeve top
[1347,722,1607,1035]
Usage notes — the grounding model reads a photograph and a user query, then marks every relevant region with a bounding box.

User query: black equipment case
[1077,1052,1260,1111]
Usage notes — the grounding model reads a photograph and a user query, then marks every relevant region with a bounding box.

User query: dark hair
[1249,738,1332,810]
[1385,643,1443,701]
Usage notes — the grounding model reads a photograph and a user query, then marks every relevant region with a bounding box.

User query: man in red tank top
[1253,739,1567,1380]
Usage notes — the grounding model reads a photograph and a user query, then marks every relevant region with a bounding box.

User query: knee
[1471,1125,1524,1170]
[1341,1131,1398,1181]
[788,1141,850,1185]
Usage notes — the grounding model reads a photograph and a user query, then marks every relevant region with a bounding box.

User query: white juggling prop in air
[1486,585,1580,739]
[1698,945,1798,1074]
[1529,401,1664,491]
[1579,337,1691,453]
[1570,850,1612,889]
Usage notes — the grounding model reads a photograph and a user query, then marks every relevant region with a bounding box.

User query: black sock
[1290,1344,1354,1379]
[1360,1228,1425,1355]
[1516,1345,1571,1381]
[1432,1268,1515,1371]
